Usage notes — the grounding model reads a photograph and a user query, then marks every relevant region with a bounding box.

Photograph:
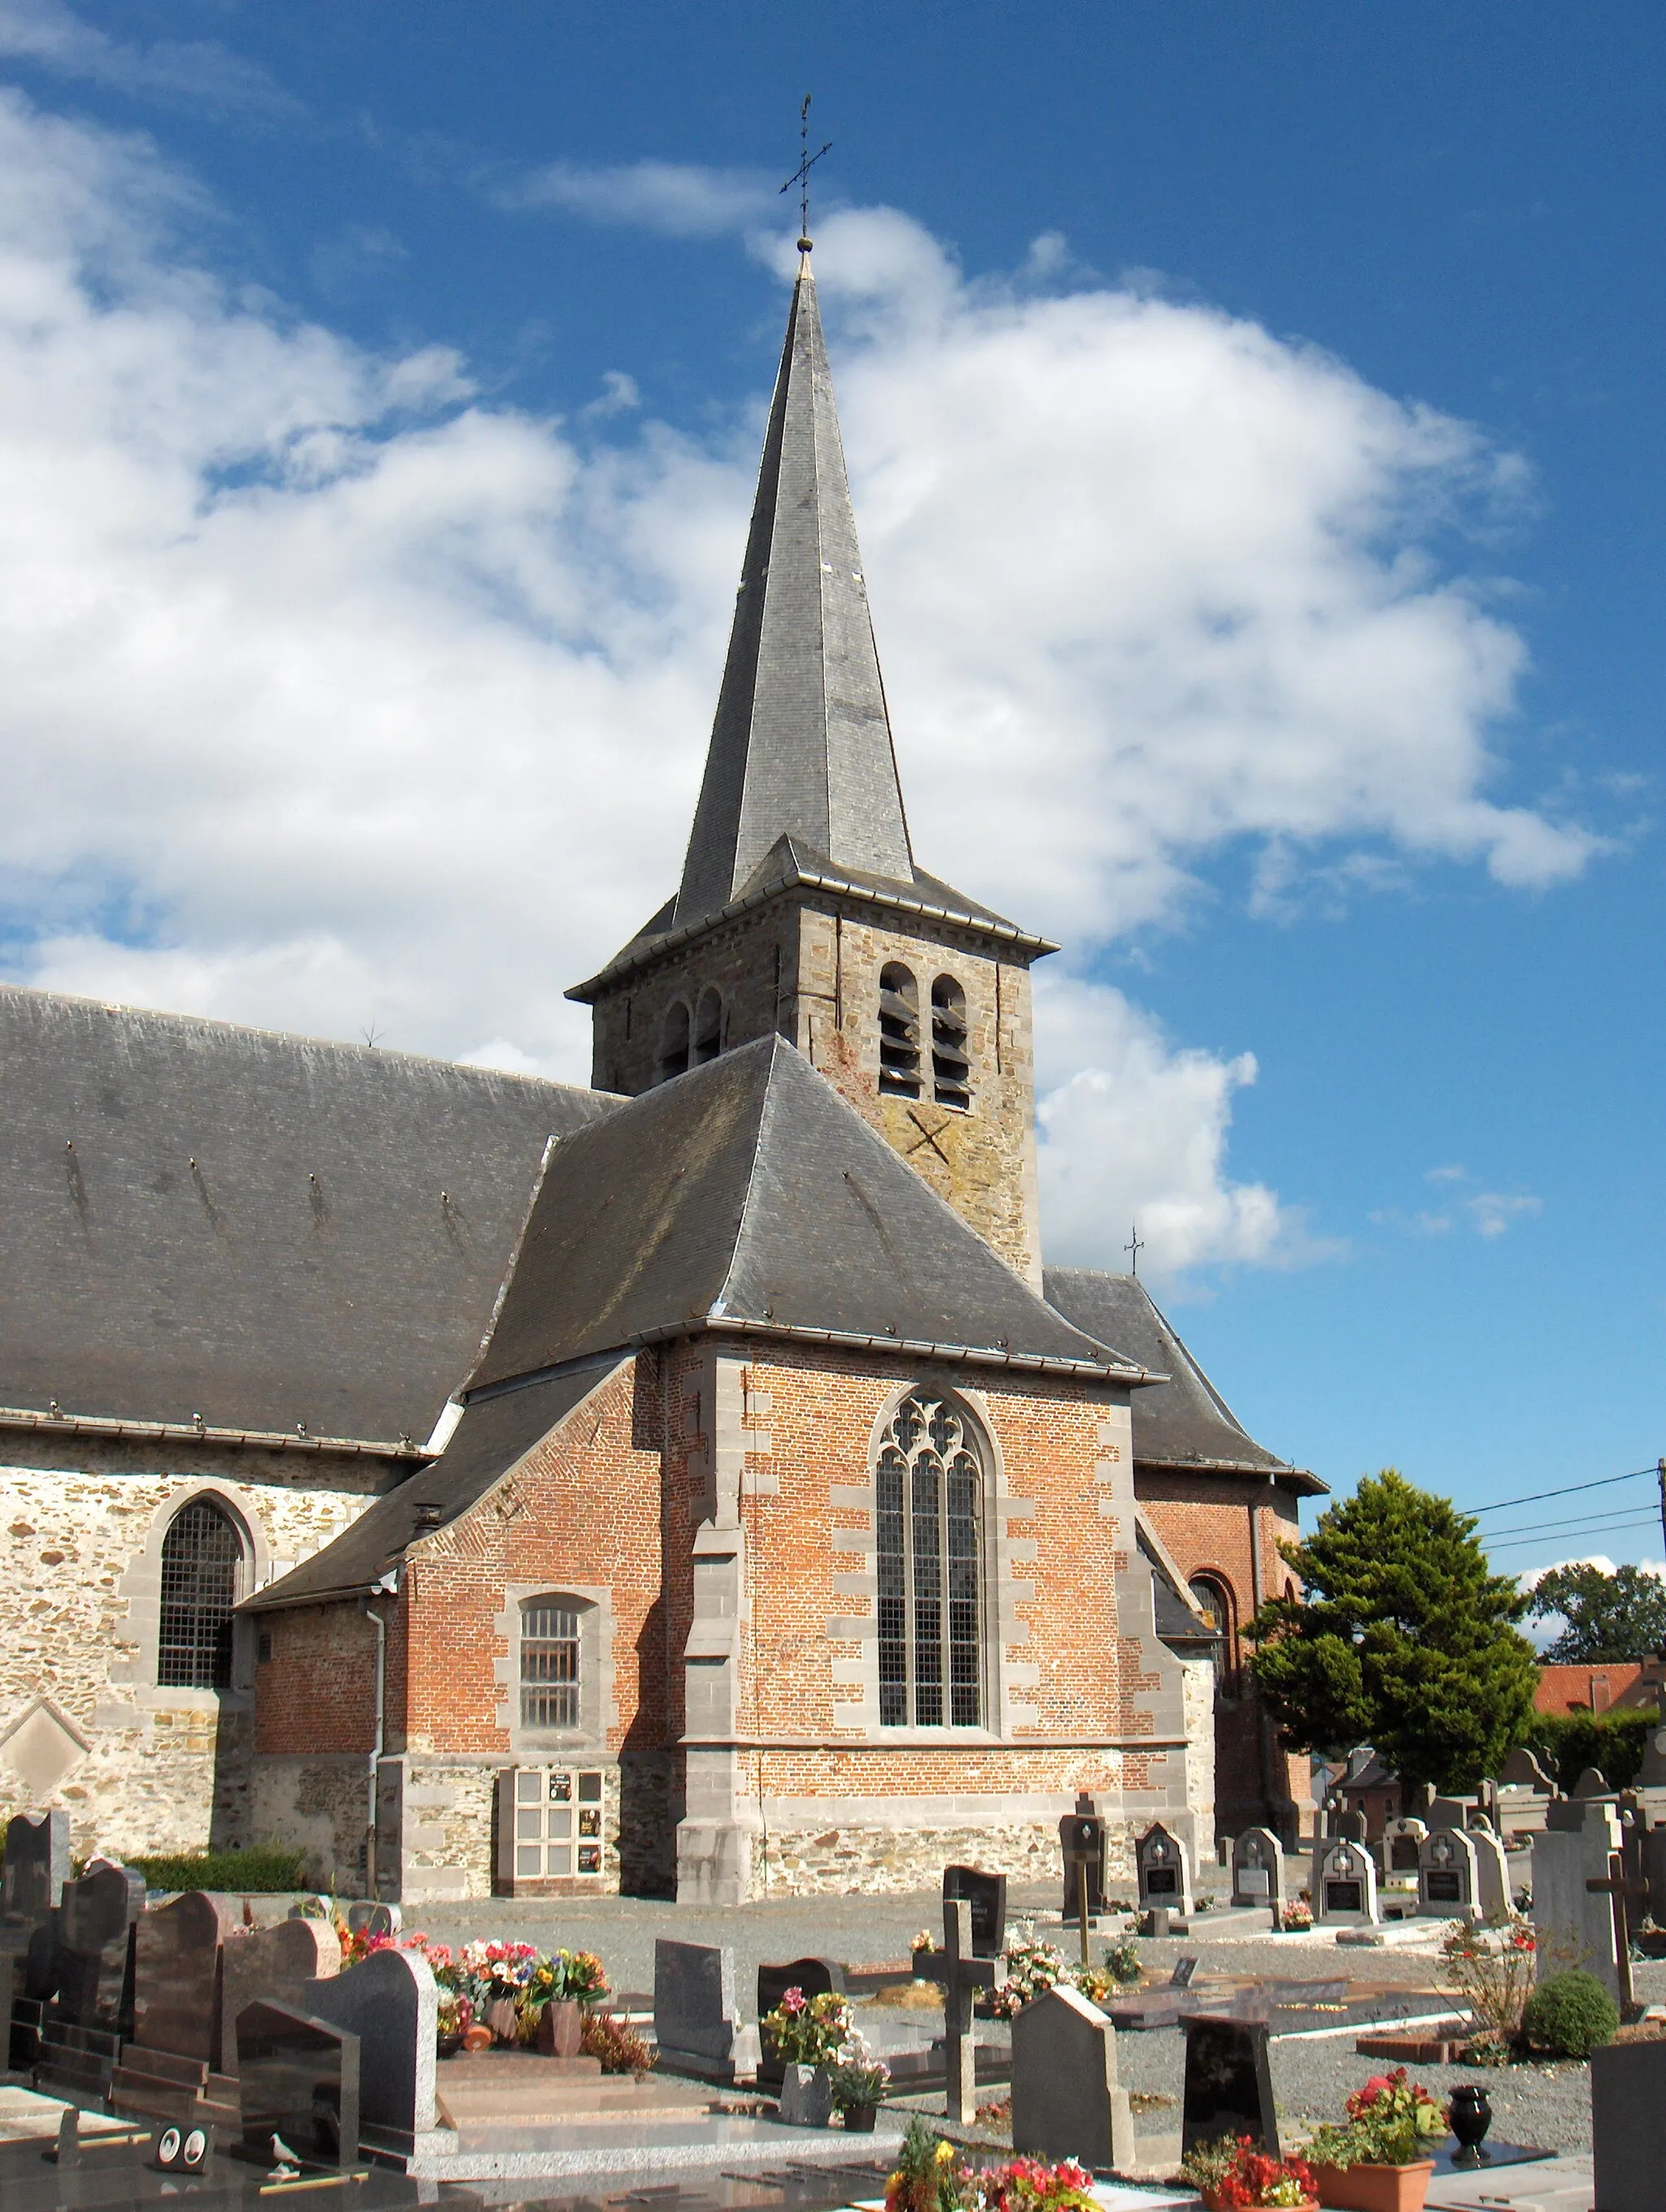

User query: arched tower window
[875,1391,984,1727]
[1188,1574,1235,1673]
[158,1497,243,1688]
[878,964,922,1099]
[693,986,724,1065]
[930,974,970,1110]
[657,1000,691,1083]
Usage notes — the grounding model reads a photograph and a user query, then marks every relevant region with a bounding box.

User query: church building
[0,247,1319,1901]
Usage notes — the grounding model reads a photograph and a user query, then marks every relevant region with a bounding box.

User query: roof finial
[781,91,831,258]
[1125,1221,1145,1278]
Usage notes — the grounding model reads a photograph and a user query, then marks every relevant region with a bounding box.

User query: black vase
[1449,2084,1492,2163]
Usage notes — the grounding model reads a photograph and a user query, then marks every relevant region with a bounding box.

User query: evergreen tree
[1248,1469,1539,1793]
[1528,1562,1666,1662]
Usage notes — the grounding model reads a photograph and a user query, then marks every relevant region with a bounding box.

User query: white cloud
[491,158,777,237]
[0,0,294,116]
[0,99,1607,1282]
[1426,1163,1467,1184]
[1466,1191,1542,1238]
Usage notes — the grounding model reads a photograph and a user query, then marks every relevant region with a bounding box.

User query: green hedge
[1524,1709,1653,1794]
[128,1844,311,1894]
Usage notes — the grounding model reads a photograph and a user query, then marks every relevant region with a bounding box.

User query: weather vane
[1125,1223,1145,1278]
[780,93,831,250]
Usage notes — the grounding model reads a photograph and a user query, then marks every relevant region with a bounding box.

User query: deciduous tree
[1527,1562,1666,1663]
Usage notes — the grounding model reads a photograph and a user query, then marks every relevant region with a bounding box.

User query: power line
[1485,1513,1665,1557]
[1464,1465,1658,1517]
[1480,1502,1666,1544]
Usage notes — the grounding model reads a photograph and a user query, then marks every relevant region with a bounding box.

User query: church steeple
[674,257,914,928]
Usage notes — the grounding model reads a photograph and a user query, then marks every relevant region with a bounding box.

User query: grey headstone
[1471,1826,1511,1922]
[1592,2040,1666,2212]
[1230,1827,1286,1909]
[1418,1827,1480,1921]
[1639,1726,1666,1791]
[1332,1809,1367,1843]
[238,2000,360,2174]
[1533,1800,1623,1999]
[344,1901,400,1940]
[1182,2015,1279,2158]
[653,1937,759,2084]
[220,1918,339,2075]
[1136,1822,1195,1915]
[130,1890,237,2064]
[1387,1817,1428,1873]
[1011,1984,1134,2171]
[1314,1838,1379,1926]
[1498,1746,1556,1795]
[302,1944,434,2158]
[1572,1766,1611,1800]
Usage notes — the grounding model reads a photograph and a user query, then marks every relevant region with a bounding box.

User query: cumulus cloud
[0,98,1605,1280]
[0,0,295,116]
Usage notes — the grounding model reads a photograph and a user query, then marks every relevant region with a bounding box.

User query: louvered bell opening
[879,987,917,1024]
[931,1034,970,1073]
[931,1003,967,1038]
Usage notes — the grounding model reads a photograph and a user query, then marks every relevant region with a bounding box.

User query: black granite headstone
[2,1811,68,2069]
[238,2000,360,2174]
[1181,2015,1279,2158]
[943,1866,1008,1958]
[756,1957,845,2089]
[1058,1805,1107,1919]
[35,1858,145,2101]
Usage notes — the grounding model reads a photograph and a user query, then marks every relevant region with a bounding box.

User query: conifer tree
[1248,1469,1539,1793]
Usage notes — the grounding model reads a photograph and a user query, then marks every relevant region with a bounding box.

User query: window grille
[521,1601,581,1728]
[876,1392,983,1726]
[930,974,970,1110]
[878,964,921,1098]
[658,1002,691,1082]
[157,1498,241,1688]
[693,986,724,1065]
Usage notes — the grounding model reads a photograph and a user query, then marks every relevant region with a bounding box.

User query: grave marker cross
[927,1898,996,2123]
[1587,1851,1645,2013]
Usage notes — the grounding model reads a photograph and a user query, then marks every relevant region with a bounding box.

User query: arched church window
[158,1497,242,1688]
[1188,1574,1234,1672]
[693,986,724,1065]
[875,1391,983,1727]
[930,974,970,1111]
[878,964,921,1098]
[520,1599,582,1729]
[658,1001,691,1083]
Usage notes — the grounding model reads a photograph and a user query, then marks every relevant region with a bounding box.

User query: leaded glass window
[521,1601,581,1728]
[157,1497,242,1688]
[876,1392,983,1727]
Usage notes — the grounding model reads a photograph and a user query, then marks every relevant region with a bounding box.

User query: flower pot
[841,2104,879,2133]
[1310,2159,1436,2212]
[538,1998,583,2058]
[1201,2197,1317,2212]
[777,2062,835,2127]
[485,1996,521,2045]
[461,2023,492,2053]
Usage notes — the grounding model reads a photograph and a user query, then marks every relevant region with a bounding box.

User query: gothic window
[875,1391,983,1727]
[520,1600,582,1729]
[658,1000,691,1083]
[930,974,970,1110]
[693,986,724,1065]
[1188,1574,1234,1673]
[878,964,921,1098]
[157,1497,242,1688]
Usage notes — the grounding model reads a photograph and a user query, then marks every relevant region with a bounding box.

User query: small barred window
[521,1601,581,1728]
[876,1392,983,1727]
[878,964,922,1098]
[658,1001,691,1083]
[158,1497,242,1688]
[930,974,970,1110]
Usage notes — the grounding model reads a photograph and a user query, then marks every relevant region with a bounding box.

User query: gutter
[359,1569,397,1896]
[0,1404,424,1461]
[567,864,1059,1002]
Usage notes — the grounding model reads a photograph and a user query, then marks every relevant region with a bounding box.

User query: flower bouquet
[828,2052,891,2131]
[988,1928,1067,2019]
[1280,1900,1314,1933]
[884,2117,976,2212]
[1302,2070,1447,2212]
[1181,2136,1317,2210]
[975,2154,1098,2210]
[761,1986,857,2126]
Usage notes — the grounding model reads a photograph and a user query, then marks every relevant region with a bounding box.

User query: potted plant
[1180,2136,1317,2210]
[1280,1899,1313,1934]
[829,2053,891,2131]
[974,2153,1099,2209]
[884,2117,975,2212]
[1302,2070,1447,2212]
[761,1985,855,2126]
[534,1947,610,2057]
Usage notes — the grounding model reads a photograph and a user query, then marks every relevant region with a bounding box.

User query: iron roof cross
[781,94,831,248]
[1125,1222,1145,1278]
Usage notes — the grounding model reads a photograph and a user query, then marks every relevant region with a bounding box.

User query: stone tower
[569,251,1054,1285]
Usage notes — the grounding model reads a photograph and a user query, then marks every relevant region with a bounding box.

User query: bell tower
[569,248,1054,1287]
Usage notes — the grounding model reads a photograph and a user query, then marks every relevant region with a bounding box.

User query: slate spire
[674,256,914,927]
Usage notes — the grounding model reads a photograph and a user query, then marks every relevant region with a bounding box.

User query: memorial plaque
[238,2000,359,2174]
[1182,2016,1279,2158]
[1171,1957,1200,1989]
[1426,1870,1461,1903]
[1136,1822,1196,1917]
[756,1957,844,2090]
[1325,1879,1363,1914]
[944,1865,1007,1958]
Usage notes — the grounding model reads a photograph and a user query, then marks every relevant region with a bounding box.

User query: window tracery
[878,964,921,1098]
[875,1391,983,1726]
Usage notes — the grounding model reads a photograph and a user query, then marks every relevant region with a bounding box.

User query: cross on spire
[781,93,831,250]
[1125,1223,1145,1278]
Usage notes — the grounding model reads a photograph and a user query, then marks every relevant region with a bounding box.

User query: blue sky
[0,2,1662,1590]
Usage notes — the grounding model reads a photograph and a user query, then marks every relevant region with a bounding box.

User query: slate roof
[0,986,613,1445]
[244,1356,628,1609]
[1044,1267,1325,1494]
[674,261,915,929]
[473,1033,1147,1389]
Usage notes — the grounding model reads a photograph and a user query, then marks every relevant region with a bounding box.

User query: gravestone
[1181,2015,1279,2158]
[944,1864,1007,1957]
[1170,1956,1200,1989]
[756,1957,844,2091]
[1499,1745,1557,1794]
[1058,1799,1107,1920]
[1136,1822,1195,1918]
[1230,1827,1285,1911]
[344,1901,400,1940]
[238,2001,360,2175]
[1010,1984,1134,2171]
[302,1944,435,2159]
[1471,1825,1511,1922]
[220,1918,339,2075]
[928,1896,997,2124]
[1,1810,68,2070]
[1572,1767,1611,1800]
[35,1857,146,2101]
[1313,1838,1379,1927]
[1418,1827,1480,1922]
[1332,1809,1367,1844]
[1385,1817,1428,1874]
[1638,1725,1666,1791]
[1532,1797,1622,1998]
[1591,2038,1666,2212]
[110,1890,241,2129]
[653,1938,760,2086]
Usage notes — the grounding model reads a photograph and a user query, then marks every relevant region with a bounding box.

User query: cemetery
[1,1795,1659,2212]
